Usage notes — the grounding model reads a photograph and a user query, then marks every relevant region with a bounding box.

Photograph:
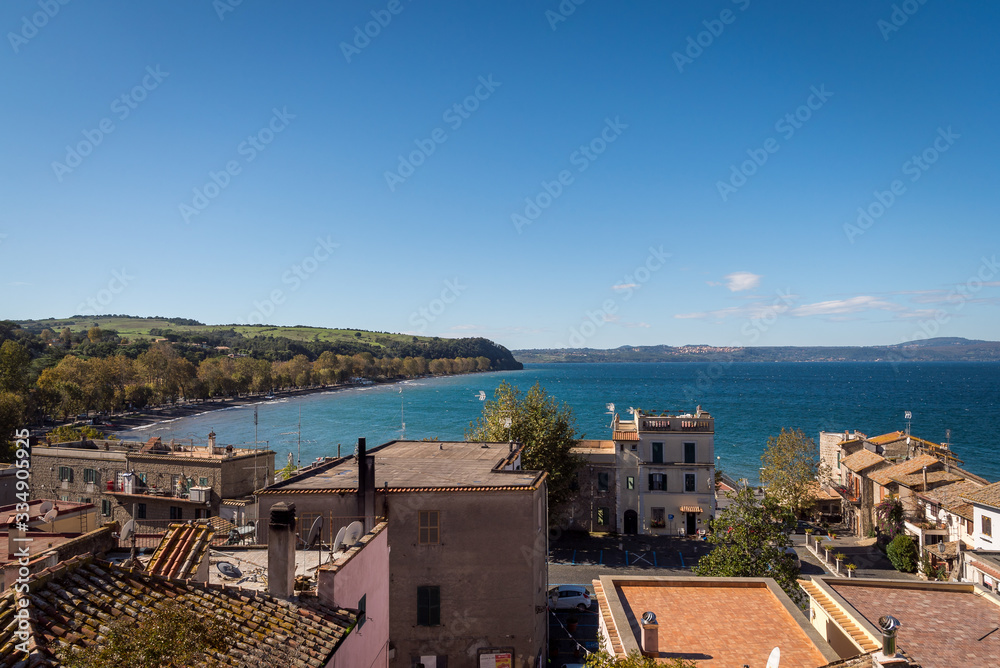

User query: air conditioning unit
[189,486,211,504]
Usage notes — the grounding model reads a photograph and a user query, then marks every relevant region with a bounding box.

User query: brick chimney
[208,431,217,450]
[640,611,658,657]
[268,502,296,599]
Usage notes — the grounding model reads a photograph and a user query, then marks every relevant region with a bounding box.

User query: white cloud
[611,283,638,291]
[723,271,761,292]
[791,296,904,317]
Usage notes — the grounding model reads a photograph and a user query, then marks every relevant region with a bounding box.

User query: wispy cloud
[611,283,637,291]
[715,271,761,292]
[790,295,903,317]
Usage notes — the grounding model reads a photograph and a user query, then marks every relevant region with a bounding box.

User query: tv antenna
[476,390,486,401]
[606,403,615,427]
[904,410,912,437]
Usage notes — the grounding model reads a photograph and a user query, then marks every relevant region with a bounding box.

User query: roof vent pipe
[640,611,658,657]
[878,615,901,656]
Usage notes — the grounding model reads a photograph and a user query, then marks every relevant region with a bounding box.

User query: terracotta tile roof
[147,522,215,580]
[612,430,638,441]
[807,481,842,501]
[868,454,940,486]
[601,576,836,666]
[868,431,906,446]
[963,481,1000,510]
[829,579,1000,668]
[0,554,358,667]
[921,480,983,520]
[890,470,964,489]
[841,449,887,473]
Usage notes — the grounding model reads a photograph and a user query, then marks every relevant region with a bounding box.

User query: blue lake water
[116,362,1000,485]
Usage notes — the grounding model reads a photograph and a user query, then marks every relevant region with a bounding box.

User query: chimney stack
[356,438,376,532]
[208,431,217,451]
[640,611,658,657]
[268,502,297,599]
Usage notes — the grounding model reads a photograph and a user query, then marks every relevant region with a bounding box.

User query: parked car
[548,585,591,611]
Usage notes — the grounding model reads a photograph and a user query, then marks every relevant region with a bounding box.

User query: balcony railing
[833,484,860,503]
[640,419,713,432]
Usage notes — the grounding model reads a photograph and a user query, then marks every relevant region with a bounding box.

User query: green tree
[760,427,821,517]
[58,599,234,668]
[87,326,104,343]
[695,486,802,604]
[467,381,582,508]
[0,391,26,461]
[0,340,32,393]
[886,534,918,573]
[586,650,697,667]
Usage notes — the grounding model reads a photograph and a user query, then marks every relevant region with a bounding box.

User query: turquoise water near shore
[115,362,1000,485]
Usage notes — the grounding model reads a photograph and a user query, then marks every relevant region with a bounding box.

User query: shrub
[887,534,918,573]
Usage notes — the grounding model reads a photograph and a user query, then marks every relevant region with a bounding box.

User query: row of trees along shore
[0,320,520,458]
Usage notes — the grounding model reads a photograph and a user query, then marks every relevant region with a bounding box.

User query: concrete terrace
[261,440,544,493]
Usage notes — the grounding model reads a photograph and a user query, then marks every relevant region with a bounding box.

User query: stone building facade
[29,433,274,532]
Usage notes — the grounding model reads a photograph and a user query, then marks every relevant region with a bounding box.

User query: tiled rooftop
[0,554,358,667]
[919,480,983,519]
[146,522,215,580]
[868,431,906,446]
[828,579,1000,668]
[0,501,93,528]
[262,440,544,493]
[596,576,836,667]
[890,470,964,489]
[868,454,940,486]
[963,481,1000,510]
[841,450,887,473]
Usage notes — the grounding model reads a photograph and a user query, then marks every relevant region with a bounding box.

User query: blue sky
[2,1,998,350]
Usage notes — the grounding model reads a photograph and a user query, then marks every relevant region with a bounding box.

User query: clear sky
[2,1,998,350]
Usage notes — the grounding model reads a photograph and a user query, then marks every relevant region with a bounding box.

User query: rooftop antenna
[943,428,951,450]
[904,410,912,438]
[476,390,486,401]
[606,403,615,427]
[399,387,405,440]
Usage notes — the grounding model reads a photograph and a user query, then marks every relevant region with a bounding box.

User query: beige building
[29,432,274,532]
[256,439,548,668]
[572,407,716,536]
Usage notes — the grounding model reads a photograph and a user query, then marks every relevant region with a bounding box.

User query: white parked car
[548,585,591,611]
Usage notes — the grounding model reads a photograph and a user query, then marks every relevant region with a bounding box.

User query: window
[684,442,696,464]
[627,476,634,490]
[648,473,666,491]
[630,442,637,451]
[199,477,209,487]
[417,586,440,626]
[59,495,69,502]
[357,594,367,630]
[170,506,183,520]
[137,503,147,519]
[58,467,73,482]
[597,507,609,525]
[651,442,664,463]
[83,468,97,483]
[651,507,665,528]
[984,515,993,538]
[101,499,111,516]
[684,473,696,493]
[597,472,609,492]
[419,510,439,544]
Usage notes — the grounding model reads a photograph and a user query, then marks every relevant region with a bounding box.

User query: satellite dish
[43,509,58,523]
[332,526,347,553]
[39,501,54,515]
[345,520,364,546]
[307,515,323,547]
[766,647,780,668]
[217,562,242,579]
[121,520,135,541]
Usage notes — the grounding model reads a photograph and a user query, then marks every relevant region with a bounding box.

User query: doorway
[624,510,638,534]
[686,512,697,536]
